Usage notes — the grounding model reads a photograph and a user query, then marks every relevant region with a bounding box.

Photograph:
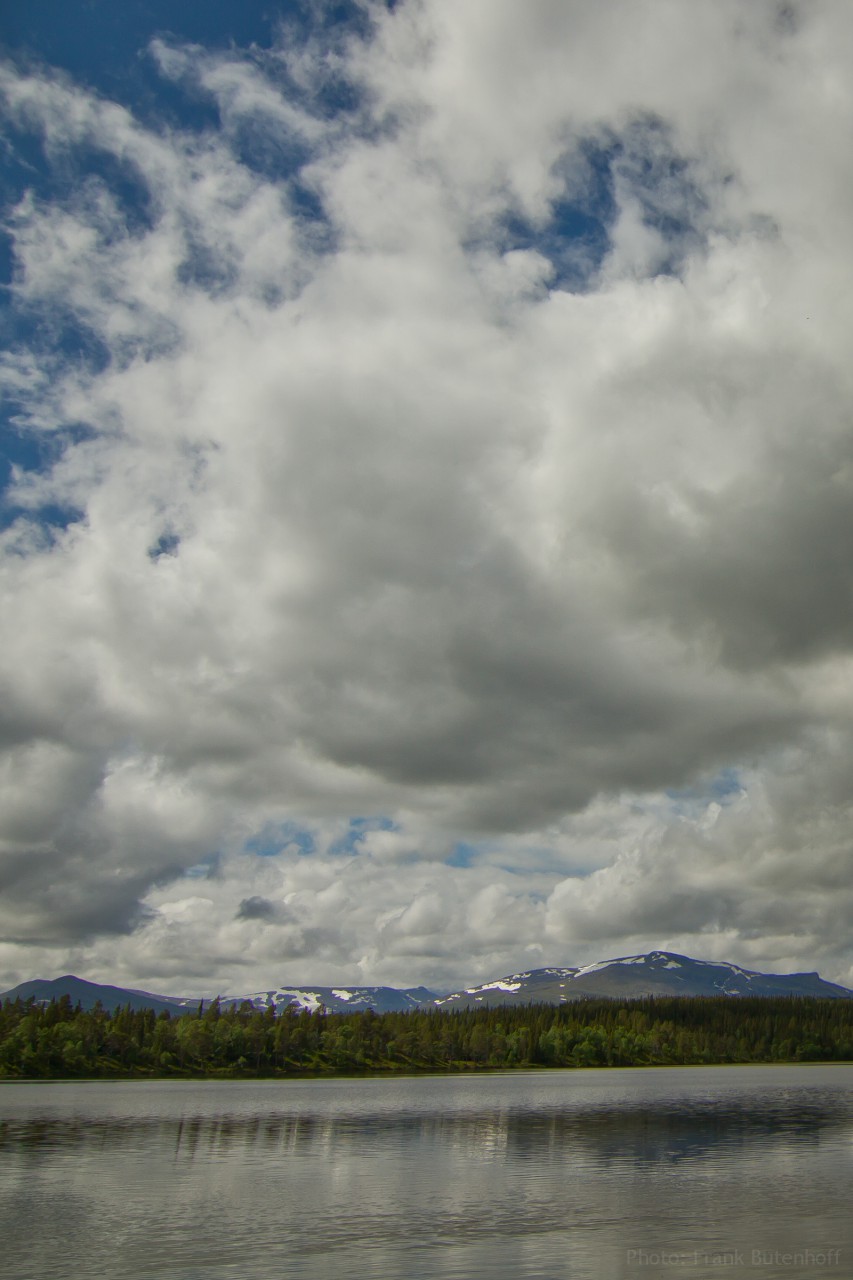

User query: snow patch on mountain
[464,980,522,994]
[4,952,851,1017]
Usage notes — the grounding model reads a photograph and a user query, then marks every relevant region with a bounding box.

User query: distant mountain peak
[433,951,853,1009]
[1,951,850,1015]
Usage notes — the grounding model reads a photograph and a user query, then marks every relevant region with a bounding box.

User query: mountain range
[2,951,851,1014]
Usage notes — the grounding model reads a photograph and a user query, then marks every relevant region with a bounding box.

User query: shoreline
[3,1058,853,1085]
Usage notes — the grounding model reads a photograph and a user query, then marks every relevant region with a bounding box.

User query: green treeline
[1,995,852,1079]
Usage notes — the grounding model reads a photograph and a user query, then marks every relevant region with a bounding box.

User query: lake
[0,1066,851,1279]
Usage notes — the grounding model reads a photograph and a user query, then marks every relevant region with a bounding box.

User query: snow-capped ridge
[2,953,849,1016]
[431,951,853,1009]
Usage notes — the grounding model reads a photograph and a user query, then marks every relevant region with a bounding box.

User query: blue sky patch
[446,841,479,869]
[1,4,371,533]
[2,1,376,132]
[148,531,181,561]
[328,815,396,856]
[608,115,709,278]
[245,821,316,859]
[0,418,94,534]
[494,121,706,293]
[667,767,744,812]
[492,139,617,293]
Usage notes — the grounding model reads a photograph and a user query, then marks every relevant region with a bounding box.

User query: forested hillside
[1,995,852,1079]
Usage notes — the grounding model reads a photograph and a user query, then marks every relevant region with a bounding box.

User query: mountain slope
[221,984,438,1014]
[2,952,850,1015]
[0,975,194,1017]
[434,951,853,1008]
[0,975,439,1015]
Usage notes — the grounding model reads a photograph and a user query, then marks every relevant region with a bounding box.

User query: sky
[2,1,853,998]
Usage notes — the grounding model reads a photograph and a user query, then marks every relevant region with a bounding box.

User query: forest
[1,994,852,1079]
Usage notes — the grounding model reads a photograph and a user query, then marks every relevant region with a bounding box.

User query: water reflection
[0,1067,851,1280]
[1,1085,847,1167]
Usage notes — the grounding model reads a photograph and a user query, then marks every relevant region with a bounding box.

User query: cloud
[1,2,853,991]
[236,896,281,922]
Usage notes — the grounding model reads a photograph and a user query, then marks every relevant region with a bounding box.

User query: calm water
[0,1066,851,1280]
